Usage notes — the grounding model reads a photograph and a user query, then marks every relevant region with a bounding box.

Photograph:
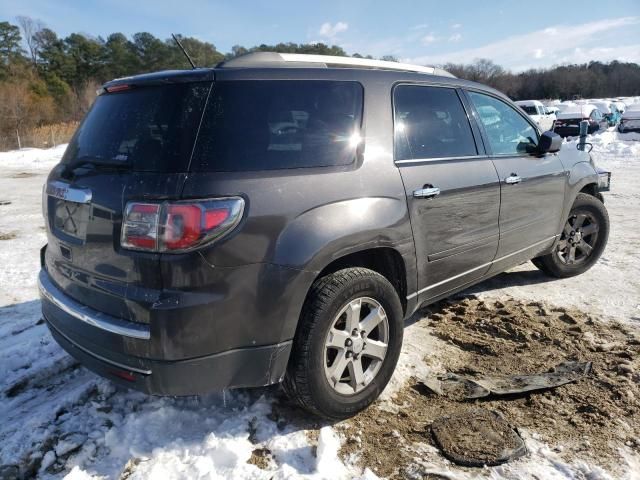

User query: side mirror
[539,131,562,154]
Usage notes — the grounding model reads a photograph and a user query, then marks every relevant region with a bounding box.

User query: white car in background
[515,100,556,131]
[557,102,577,112]
[619,103,640,133]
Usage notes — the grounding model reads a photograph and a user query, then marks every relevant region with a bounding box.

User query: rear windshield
[190,80,364,172]
[62,83,211,172]
[519,105,538,115]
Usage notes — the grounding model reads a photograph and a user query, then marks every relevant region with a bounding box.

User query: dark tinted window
[393,85,477,160]
[520,105,538,115]
[191,80,363,172]
[62,83,211,172]
[468,91,538,155]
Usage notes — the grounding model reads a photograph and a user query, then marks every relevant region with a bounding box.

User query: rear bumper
[619,120,640,133]
[39,269,292,395]
[554,126,580,137]
[554,124,598,137]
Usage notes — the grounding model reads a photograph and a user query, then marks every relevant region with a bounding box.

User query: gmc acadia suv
[39,52,611,419]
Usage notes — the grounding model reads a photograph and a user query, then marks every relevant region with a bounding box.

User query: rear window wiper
[65,156,131,171]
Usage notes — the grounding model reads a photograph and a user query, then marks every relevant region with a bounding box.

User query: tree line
[1,17,639,150]
[441,58,640,101]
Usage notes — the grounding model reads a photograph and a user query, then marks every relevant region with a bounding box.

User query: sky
[1,0,639,71]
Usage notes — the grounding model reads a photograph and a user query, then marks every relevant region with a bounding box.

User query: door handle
[505,174,522,185]
[413,185,440,199]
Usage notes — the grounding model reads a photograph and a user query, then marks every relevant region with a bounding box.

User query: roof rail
[218,52,455,78]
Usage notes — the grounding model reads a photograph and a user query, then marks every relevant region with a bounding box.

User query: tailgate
[43,171,187,323]
[42,80,211,323]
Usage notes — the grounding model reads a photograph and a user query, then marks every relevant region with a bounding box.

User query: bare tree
[16,15,44,66]
[77,79,101,114]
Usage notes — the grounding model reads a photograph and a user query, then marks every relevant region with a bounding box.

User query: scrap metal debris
[431,408,527,467]
[421,361,592,399]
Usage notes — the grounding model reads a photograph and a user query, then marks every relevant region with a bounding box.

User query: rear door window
[190,80,363,172]
[62,83,211,172]
[393,85,477,161]
[468,91,538,155]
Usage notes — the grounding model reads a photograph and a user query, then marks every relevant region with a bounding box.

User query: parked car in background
[619,104,640,133]
[555,104,608,137]
[592,101,621,127]
[556,102,577,113]
[515,100,555,131]
[612,101,626,114]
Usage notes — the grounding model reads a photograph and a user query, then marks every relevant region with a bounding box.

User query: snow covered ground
[0,130,638,479]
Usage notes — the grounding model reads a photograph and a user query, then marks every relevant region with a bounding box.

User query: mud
[339,296,640,478]
[430,408,526,466]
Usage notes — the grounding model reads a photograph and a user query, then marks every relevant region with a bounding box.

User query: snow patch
[0,144,67,169]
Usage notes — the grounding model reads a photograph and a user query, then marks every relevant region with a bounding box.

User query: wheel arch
[559,162,600,235]
[314,247,409,314]
[280,245,415,357]
[579,182,604,203]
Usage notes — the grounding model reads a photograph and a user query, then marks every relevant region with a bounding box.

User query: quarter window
[393,85,477,160]
[468,91,538,155]
[191,80,363,172]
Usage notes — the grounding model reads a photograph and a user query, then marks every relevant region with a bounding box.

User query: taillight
[121,203,160,250]
[164,204,202,250]
[121,197,244,253]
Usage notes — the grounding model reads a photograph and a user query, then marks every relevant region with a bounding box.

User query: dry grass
[0,121,78,151]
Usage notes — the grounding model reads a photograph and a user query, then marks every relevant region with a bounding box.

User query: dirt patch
[247,448,273,469]
[339,296,640,478]
[0,232,17,240]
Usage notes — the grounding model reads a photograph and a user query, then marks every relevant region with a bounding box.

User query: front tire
[533,193,609,278]
[283,268,403,420]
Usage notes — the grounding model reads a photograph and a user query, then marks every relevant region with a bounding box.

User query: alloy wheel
[323,297,389,395]
[556,212,600,265]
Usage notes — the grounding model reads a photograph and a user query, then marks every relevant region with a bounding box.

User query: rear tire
[283,268,403,420]
[533,193,609,278]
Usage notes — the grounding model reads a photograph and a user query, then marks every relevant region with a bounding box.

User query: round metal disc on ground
[430,408,526,467]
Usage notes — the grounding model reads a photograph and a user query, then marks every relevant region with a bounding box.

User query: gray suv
[39,53,610,419]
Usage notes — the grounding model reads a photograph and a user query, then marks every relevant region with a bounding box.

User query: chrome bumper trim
[38,270,151,340]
